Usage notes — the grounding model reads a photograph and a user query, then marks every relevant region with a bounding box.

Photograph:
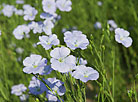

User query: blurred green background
[0,0,138,102]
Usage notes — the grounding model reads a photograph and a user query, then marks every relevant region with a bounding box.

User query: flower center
[20,32,24,35]
[84,72,88,77]
[120,37,124,40]
[33,65,38,68]
[62,4,65,8]
[75,44,78,47]
[84,75,88,78]
[58,58,63,62]
[74,41,78,47]
[16,88,21,93]
[47,42,51,45]
[30,13,33,16]
[47,3,51,8]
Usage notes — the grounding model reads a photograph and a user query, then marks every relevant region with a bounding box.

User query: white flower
[72,65,99,83]
[42,20,54,35]
[16,0,24,4]
[19,94,29,101]
[50,47,76,73]
[11,84,27,96]
[0,30,1,36]
[108,20,117,31]
[97,1,102,6]
[78,58,87,65]
[64,31,89,50]
[2,5,15,17]
[37,34,59,50]
[23,5,38,21]
[115,28,132,48]
[13,25,30,40]
[42,0,56,14]
[94,22,102,29]
[14,9,24,16]
[23,54,47,74]
[16,47,24,54]
[28,21,43,34]
[56,0,72,12]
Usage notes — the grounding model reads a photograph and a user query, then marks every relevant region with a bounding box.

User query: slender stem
[112,49,115,102]
[98,92,100,102]
[134,80,137,102]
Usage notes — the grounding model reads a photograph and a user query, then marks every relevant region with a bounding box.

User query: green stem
[112,48,115,102]
[134,80,137,102]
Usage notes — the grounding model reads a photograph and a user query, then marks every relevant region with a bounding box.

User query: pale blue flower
[17,56,22,62]
[97,1,102,6]
[56,15,61,21]
[77,58,87,65]
[2,5,15,17]
[44,78,66,101]
[29,77,47,95]
[115,28,133,48]
[72,65,99,82]
[62,28,67,33]
[28,21,43,34]
[108,20,117,31]
[40,12,57,20]
[46,92,58,102]
[26,33,30,38]
[37,34,59,50]
[42,20,54,35]
[46,92,64,102]
[23,4,31,9]
[42,0,56,14]
[23,54,47,74]
[32,43,37,48]
[56,0,72,12]
[64,31,89,50]
[14,9,24,16]
[13,25,30,40]
[52,15,61,24]
[16,47,24,54]
[39,65,53,75]
[16,0,24,4]
[94,22,102,29]
[11,84,27,96]
[23,5,38,21]
[0,30,1,36]
[19,94,29,101]
[50,47,76,73]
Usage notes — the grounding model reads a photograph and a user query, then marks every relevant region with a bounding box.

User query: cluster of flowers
[1,3,24,17]
[7,0,132,101]
[94,20,132,48]
[22,45,99,82]
[11,46,99,101]
[12,0,72,40]
[94,20,117,31]
[29,76,66,101]
[10,0,99,101]
[11,84,28,101]
[1,0,72,18]
[11,76,66,101]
